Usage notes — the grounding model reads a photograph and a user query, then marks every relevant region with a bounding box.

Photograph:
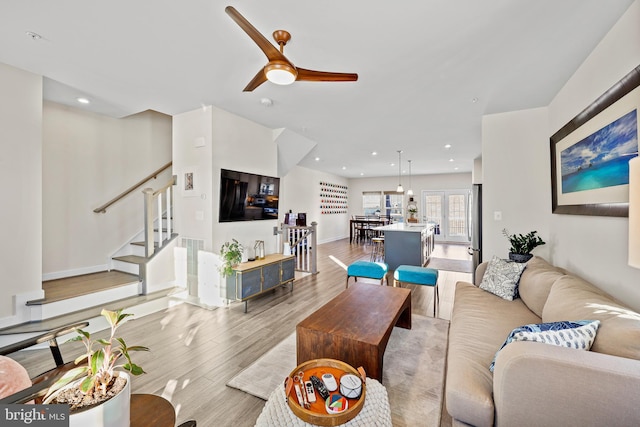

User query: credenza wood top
[297,283,411,345]
[232,253,295,272]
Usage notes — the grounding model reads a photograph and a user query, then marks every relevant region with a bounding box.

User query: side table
[255,378,392,426]
[130,393,176,427]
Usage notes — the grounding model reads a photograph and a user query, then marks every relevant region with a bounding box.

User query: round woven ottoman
[255,377,392,426]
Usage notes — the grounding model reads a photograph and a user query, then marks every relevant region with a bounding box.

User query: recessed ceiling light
[76,97,90,104]
[25,31,42,40]
[454,167,459,170]
[471,97,479,103]
[260,97,273,107]
[390,163,395,167]
[449,158,454,162]
[444,144,451,149]
[371,151,377,156]
[360,172,364,176]
[342,166,347,170]
[314,157,320,161]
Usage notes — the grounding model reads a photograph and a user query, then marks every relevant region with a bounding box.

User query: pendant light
[396,150,404,193]
[407,159,414,196]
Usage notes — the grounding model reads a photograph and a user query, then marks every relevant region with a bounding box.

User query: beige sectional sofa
[445,256,640,427]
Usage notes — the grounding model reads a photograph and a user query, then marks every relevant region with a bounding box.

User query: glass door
[384,192,404,223]
[423,190,471,243]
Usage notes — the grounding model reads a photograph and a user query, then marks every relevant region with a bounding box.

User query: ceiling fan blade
[243,69,268,92]
[225,6,286,62]
[296,68,358,82]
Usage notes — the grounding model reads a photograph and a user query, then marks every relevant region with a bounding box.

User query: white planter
[46,372,131,427]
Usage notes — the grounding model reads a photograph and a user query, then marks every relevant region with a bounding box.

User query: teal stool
[346,260,389,288]
[393,265,439,317]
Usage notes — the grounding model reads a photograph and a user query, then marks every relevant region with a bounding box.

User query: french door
[423,190,470,243]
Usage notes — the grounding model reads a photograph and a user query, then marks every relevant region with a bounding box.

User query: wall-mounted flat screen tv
[219,168,280,222]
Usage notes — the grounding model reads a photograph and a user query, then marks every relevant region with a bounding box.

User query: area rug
[227,315,450,426]
[426,257,473,273]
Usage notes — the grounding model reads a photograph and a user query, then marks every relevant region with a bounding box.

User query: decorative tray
[285,358,366,426]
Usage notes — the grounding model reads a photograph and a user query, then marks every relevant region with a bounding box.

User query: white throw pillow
[479,256,526,301]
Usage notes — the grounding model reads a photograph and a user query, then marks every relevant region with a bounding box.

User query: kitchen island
[374,223,434,270]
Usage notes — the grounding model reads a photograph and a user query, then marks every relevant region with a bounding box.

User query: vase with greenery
[502,229,546,262]
[44,309,148,424]
[220,238,244,277]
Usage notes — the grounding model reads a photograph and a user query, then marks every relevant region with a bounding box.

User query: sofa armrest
[493,341,640,427]
[473,262,489,286]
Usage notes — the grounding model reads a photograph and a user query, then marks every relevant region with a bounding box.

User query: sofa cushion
[517,256,565,317]
[0,355,32,399]
[542,275,640,361]
[446,281,541,427]
[479,256,526,301]
[489,320,600,371]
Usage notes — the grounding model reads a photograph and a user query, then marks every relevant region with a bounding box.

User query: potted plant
[502,229,546,263]
[220,238,244,277]
[44,309,148,427]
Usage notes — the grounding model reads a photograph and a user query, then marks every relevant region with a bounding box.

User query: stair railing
[281,222,318,274]
[93,162,172,213]
[143,175,176,258]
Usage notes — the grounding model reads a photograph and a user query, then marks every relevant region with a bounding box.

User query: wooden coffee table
[296,282,411,382]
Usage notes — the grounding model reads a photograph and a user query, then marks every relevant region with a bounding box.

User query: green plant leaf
[123,363,146,376]
[91,350,105,374]
[101,308,120,327]
[80,376,95,393]
[44,366,88,399]
[126,345,150,352]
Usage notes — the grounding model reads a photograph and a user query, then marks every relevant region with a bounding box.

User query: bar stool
[393,265,439,317]
[346,260,389,288]
[370,237,385,262]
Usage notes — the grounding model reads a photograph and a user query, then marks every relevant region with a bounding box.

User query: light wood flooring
[9,239,470,426]
[40,270,140,303]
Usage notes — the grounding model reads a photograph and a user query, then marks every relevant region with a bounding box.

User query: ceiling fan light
[265,61,297,85]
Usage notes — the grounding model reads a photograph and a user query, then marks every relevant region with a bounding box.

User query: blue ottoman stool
[346,260,389,288]
[393,265,439,317]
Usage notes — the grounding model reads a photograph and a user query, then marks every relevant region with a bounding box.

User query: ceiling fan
[225,6,358,92]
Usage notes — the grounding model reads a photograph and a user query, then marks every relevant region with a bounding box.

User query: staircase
[5,174,181,338]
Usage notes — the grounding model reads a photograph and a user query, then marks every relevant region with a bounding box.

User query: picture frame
[550,65,640,217]
[182,166,199,197]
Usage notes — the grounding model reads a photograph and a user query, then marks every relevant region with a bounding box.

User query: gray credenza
[225,254,295,312]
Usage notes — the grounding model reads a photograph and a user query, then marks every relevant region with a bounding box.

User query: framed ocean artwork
[551,65,640,217]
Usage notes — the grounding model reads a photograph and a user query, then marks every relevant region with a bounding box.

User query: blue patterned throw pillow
[489,320,600,372]
[479,256,527,301]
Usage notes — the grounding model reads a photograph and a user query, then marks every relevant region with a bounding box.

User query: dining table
[350,217,390,244]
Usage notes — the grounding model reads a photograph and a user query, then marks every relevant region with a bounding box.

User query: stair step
[112,255,149,265]
[131,241,158,248]
[28,271,140,306]
[0,287,183,337]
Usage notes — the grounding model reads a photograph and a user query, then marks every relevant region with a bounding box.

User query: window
[362,191,382,216]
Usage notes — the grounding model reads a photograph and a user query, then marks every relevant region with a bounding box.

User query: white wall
[547,0,640,310]
[173,106,279,256]
[348,172,472,217]
[0,63,43,322]
[43,102,172,276]
[482,0,640,311]
[172,106,214,253]
[482,108,551,262]
[280,166,349,244]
